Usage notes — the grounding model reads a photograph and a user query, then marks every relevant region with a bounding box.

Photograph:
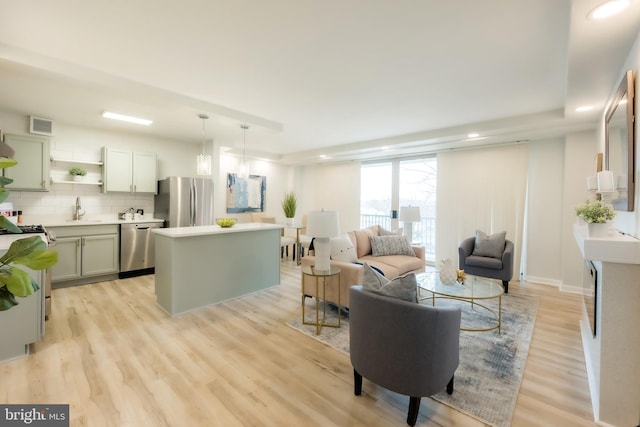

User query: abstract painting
[226,173,266,213]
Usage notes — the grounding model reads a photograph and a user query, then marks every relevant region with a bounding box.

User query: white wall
[299,162,361,234]
[562,132,599,291]
[525,138,565,285]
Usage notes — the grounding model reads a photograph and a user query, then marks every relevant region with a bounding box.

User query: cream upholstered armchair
[349,286,461,426]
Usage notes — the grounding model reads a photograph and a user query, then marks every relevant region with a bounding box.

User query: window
[360,157,437,263]
[360,162,392,229]
[399,158,437,261]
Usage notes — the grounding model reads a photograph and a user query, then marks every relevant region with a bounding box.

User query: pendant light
[240,124,249,178]
[197,114,212,176]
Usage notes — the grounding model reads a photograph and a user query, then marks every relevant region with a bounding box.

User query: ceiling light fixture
[467,133,480,138]
[576,105,594,112]
[587,0,629,19]
[240,124,249,178]
[196,114,212,176]
[102,111,152,126]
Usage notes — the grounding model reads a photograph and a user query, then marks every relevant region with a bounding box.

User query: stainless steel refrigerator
[154,177,214,227]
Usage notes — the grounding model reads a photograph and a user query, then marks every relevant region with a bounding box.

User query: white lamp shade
[306,210,340,238]
[399,206,420,222]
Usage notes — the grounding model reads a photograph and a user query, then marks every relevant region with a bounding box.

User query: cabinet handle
[133,184,137,193]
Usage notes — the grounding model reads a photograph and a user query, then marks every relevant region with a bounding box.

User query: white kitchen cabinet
[3,133,50,191]
[102,147,156,194]
[49,225,119,285]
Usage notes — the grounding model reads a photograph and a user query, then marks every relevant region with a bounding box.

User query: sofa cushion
[353,226,378,258]
[364,254,425,274]
[361,262,418,303]
[472,230,506,259]
[465,255,503,270]
[330,234,358,262]
[370,235,416,257]
[359,256,401,279]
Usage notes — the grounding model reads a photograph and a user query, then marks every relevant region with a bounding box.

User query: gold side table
[301,265,341,334]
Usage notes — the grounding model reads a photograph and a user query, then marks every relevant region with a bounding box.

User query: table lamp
[399,206,420,243]
[306,209,339,272]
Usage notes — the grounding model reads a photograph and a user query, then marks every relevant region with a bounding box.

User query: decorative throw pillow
[378,226,403,236]
[370,235,416,257]
[472,230,506,259]
[361,262,418,303]
[330,234,358,262]
[352,227,377,258]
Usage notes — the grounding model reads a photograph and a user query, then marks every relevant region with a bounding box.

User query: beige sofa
[301,225,425,308]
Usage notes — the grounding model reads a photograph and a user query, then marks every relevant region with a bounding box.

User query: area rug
[287,293,539,427]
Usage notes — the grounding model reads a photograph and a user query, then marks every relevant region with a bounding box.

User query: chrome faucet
[74,196,86,221]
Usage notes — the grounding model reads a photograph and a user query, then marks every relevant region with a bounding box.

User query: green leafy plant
[281,191,297,219]
[69,167,87,176]
[575,199,616,224]
[0,157,58,311]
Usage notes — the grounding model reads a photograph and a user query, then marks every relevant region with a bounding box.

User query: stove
[0,224,47,234]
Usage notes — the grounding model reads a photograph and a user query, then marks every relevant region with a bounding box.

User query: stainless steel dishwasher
[120,222,163,275]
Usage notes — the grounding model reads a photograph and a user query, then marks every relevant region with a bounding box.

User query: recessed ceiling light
[467,133,480,138]
[102,111,153,126]
[576,105,594,112]
[587,0,629,20]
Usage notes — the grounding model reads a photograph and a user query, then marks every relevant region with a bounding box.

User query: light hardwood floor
[1,260,597,426]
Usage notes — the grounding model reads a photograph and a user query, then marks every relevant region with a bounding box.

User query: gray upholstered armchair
[458,237,514,293]
[349,286,461,426]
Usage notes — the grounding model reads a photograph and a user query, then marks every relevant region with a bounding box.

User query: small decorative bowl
[216,218,237,228]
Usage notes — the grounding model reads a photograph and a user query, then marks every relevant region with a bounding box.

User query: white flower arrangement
[575,199,616,224]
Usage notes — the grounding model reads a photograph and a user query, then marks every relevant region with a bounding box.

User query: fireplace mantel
[573,223,640,264]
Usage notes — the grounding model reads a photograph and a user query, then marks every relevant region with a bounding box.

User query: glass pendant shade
[197,114,212,176]
[197,153,212,176]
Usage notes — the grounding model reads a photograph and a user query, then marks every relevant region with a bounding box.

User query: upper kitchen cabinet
[102,147,157,194]
[2,133,50,191]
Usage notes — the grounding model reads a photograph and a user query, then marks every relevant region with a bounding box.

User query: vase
[587,222,610,238]
[71,175,85,182]
[439,258,457,285]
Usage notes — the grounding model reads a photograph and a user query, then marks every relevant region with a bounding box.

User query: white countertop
[573,223,640,264]
[153,222,282,238]
[42,217,165,227]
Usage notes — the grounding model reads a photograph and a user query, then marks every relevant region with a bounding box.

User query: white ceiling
[0,0,639,164]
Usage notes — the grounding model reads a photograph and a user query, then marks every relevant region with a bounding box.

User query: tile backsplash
[7,184,154,224]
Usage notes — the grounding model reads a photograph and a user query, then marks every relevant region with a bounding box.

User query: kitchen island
[153,222,282,315]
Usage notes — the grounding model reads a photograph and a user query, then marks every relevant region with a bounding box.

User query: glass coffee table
[416,272,504,334]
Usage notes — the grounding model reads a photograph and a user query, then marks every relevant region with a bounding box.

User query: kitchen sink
[65,219,103,223]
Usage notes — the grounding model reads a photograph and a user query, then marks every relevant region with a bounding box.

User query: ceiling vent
[29,116,54,136]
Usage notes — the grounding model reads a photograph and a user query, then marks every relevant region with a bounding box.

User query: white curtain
[436,144,529,279]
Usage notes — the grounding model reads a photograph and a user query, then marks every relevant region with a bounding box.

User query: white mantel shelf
[573,223,640,264]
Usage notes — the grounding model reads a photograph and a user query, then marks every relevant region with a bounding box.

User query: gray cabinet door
[82,234,119,276]
[50,237,81,282]
[3,133,50,191]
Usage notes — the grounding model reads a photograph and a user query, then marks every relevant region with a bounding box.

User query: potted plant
[575,199,616,238]
[0,158,58,311]
[281,191,297,225]
[69,167,87,181]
